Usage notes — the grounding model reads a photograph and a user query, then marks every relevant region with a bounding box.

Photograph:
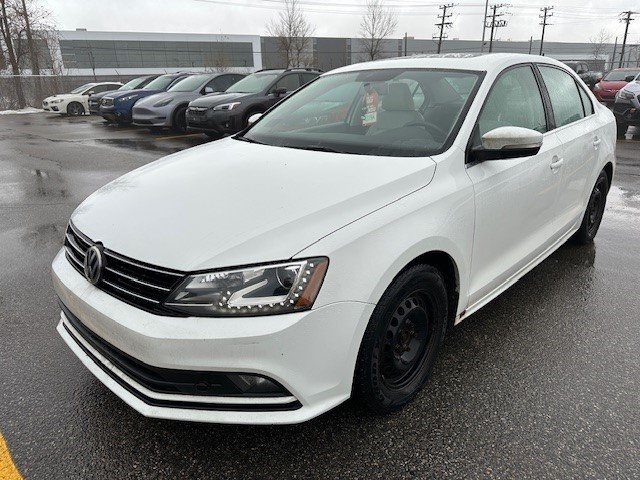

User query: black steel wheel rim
[69,104,81,115]
[587,178,606,237]
[380,291,435,390]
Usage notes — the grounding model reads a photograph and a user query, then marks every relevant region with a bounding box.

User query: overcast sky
[42,0,639,45]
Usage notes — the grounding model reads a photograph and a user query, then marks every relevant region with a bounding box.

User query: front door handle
[593,137,601,148]
[550,156,564,172]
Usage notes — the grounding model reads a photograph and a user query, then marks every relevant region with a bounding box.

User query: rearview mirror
[624,75,635,82]
[473,126,543,161]
[247,113,262,126]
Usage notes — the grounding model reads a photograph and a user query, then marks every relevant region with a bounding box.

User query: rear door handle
[550,156,564,172]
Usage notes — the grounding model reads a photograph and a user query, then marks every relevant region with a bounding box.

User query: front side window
[271,74,301,93]
[476,65,547,140]
[539,66,584,128]
[241,68,481,157]
[70,83,94,94]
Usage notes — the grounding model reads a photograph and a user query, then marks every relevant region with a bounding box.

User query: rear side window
[477,65,547,138]
[577,83,594,116]
[539,66,584,128]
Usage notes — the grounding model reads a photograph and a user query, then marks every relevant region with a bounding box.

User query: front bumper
[613,100,640,126]
[52,249,372,424]
[132,105,170,127]
[100,105,132,123]
[186,109,242,135]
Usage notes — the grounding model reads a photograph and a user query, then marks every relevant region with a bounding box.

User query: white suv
[52,54,615,424]
[42,82,122,115]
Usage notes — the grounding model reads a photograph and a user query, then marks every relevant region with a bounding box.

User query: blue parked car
[99,73,193,124]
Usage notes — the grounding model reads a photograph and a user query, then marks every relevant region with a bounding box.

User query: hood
[72,138,436,271]
[189,92,249,108]
[621,81,640,95]
[106,88,158,100]
[136,91,200,107]
[45,93,78,100]
[597,80,628,91]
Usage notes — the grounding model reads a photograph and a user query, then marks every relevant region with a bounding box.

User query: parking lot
[1,112,639,479]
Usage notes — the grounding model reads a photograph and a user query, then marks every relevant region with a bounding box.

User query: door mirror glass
[247,113,262,125]
[474,126,543,161]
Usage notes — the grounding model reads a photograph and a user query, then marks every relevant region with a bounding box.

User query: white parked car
[52,54,615,425]
[42,82,122,115]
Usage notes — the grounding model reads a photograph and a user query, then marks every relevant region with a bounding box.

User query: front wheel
[353,265,448,414]
[572,170,609,245]
[171,106,187,133]
[66,102,85,116]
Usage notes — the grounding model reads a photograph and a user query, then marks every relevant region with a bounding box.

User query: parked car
[562,61,602,90]
[53,53,615,425]
[132,73,244,132]
[99,73,193,124]
[593,68,640,106]
[88,75,159,115]
[186,68,321,137]
[42,82,123,116]
[612,74,640,137]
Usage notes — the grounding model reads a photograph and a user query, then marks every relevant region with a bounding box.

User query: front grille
[64,222,187,316]
[188,107,207,116]
[102,98,114,107]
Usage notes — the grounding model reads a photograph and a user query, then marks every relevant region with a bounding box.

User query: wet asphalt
[0,113,639,479]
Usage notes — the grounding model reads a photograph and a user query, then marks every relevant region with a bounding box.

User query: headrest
[381,83,415,111]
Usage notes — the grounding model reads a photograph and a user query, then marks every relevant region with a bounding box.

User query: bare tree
[267,0,314,68]
[359,0,398,61]
[589,28,610,62]
[0,0,26,107]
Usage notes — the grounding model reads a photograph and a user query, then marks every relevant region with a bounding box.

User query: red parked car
[593,68,640,106]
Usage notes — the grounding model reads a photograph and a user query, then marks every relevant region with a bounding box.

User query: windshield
[168,74,210,92]
[226,73,279,94]
[241,69,481,157]
[69,83,94,94]
[144,75,179,91]
[119,77,148,91]
[604,70,640,81]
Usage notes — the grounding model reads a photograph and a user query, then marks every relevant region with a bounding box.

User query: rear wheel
[354,265,448,414]
[66,102,85,116]
[171,106,188,133]
[572,170,609,245]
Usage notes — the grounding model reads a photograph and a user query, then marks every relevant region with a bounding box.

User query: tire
[353,265,448,414]
[66,102,85,116]
[617,122,627,139]
[572,170,609,245]
[171,106,188,133]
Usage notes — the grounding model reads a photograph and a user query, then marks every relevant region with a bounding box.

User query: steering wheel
[401,120,449,142]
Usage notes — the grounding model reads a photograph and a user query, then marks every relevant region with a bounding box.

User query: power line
[618,11,637,68]
[539,5,553,55]
[433,3,455,53]
[486,4,509,53]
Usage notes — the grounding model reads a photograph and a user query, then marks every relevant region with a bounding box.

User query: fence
[0,74,139,110]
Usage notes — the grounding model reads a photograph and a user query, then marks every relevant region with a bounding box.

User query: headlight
[165,257,328,316]
[619,90,635,100]
[118,95,138,102]
[50,99,63,104]
[153,98,173,107]
[213,102,241,111]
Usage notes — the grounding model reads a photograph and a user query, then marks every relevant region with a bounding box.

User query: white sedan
[52,53,615,424]
[42,82,122,115]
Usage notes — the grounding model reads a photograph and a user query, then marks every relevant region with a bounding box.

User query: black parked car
[563,61,602,90]
[88,75,159,114]
[186,68,321,137]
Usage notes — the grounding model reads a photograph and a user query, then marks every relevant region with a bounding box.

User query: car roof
[326,53,568,75]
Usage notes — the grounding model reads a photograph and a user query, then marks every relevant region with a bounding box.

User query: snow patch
[0,107,43,115]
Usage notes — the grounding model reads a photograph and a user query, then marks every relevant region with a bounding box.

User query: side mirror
[247,113,262,126]
[272,87,287,97]
[203,86,215,94]
[473,126,543,161]
[624,75,635,82]
[86,91,94,96]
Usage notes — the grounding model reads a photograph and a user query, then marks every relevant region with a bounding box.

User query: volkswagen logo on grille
[84,245,104,285]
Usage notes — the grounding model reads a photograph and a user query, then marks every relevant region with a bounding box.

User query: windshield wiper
[286,144,346,153]
[234,136,265,145]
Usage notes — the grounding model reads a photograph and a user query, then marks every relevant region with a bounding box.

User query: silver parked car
[132,72,245,132]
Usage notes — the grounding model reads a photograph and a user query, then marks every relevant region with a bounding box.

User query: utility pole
[404,32,408,56]
[618,11,637,68]
[434,3,455,54]
[611,36,618,70]
[539,6,553,56]
[480,0,489,52]
[486,4,508,53]
[528,36,533,54]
